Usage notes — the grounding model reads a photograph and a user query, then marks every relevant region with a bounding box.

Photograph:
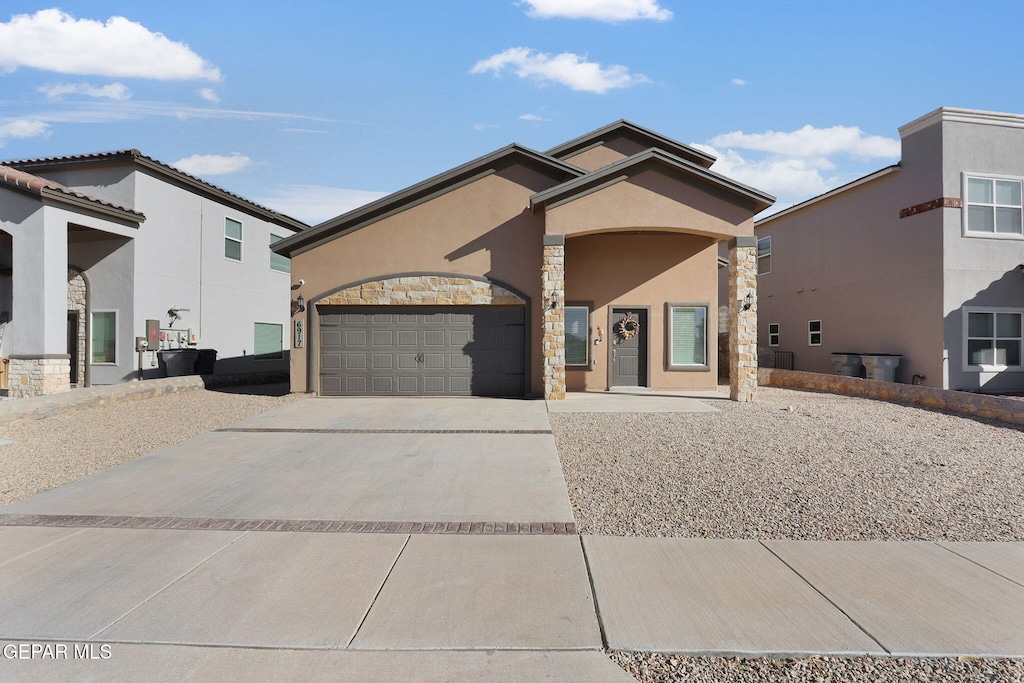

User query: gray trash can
[861,354,902,382]
[830,352,863,377]
[158,349,200,377]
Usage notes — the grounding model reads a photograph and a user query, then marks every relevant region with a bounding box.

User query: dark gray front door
[319,305,525,396]
[610,308,647,387]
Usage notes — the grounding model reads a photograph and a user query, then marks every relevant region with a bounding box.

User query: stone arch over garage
[309,273,530,396]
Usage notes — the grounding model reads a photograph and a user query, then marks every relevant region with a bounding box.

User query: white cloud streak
[171,153,253,176]
[0,9,221,81]
[0,99,333,125]
[256,185,390,226]
[709,124,901,159]
[471,47,649,94]
[198,88,219,103]
[730,78,747,86]
[519,113,551,122]
[519,0,672,22]
[38,82,131,100]
[0,119,51,146]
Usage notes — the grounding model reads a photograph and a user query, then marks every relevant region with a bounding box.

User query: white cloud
[519,113,551,122]
[171,153,253,176]
[473,123,497,131]
[38,82,130,100]
[709,124,900,159]
[5,99,333,125]
[471,47,649,94]
[0,119,51,146]
[0,9,221,81]
[198,88,219,103]
[693,144,836,200]
[519,0,672,22]
[256,185,390,226]
[730,78,747,86]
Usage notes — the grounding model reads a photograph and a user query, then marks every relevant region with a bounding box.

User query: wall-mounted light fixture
[549,293,559,310]
[740,292,755,312]
[292,293,306,316]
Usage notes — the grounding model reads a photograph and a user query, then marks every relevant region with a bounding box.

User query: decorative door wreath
[617,312,641,339]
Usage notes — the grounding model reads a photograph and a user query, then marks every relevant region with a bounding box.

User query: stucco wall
[939,119,1024,392]
[560,137,650,171]
[289,166,556,394]
[545,170,755,240]
[746,167,944,387]
[564,232,719,391]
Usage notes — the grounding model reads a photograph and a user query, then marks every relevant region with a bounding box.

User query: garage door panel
[319,305,525,396]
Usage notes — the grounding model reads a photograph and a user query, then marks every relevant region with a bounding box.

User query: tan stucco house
[273,121,773,400]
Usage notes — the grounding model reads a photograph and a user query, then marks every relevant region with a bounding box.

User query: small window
[964,175,1023,236]
[254,322,283,360]
[965,309,1022,369]
[565,306,589,366]
[225,218,243,261]
[757,236,772,274]
[768,323,780,347]
[91,311,117,364]
[669,305,708,368]
[808,320,822,346]
[270,234,290,273]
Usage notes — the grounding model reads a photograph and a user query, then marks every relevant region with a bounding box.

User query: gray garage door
[319,306,526,396]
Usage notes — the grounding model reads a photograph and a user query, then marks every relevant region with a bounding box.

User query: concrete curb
[0,372,289,425]
[760,368,1024,427]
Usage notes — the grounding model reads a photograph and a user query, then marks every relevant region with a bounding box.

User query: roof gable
[545,120,716,170]
[0,164,144,223]
[273,144,582,256]
[4,150,306,231]
[531,148,775,215]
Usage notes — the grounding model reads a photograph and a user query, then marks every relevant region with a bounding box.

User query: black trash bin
[158,349,200,377]
[194,349,217,375]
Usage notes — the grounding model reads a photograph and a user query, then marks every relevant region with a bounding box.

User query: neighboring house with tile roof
[720,107,1024,393]
[0,151,307,397]
[273,121,773,400]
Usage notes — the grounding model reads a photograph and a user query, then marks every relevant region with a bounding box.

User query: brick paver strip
[0,514,575,535]
[216,427,553,435]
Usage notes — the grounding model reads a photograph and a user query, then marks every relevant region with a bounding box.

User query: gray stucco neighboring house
[724,107,1024,393]
[0,150,307,398]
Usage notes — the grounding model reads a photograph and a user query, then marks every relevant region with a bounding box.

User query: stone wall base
[760,368,1024,427]
[8,357,71,398]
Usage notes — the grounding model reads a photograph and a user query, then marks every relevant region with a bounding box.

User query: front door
[610,308,647,388]
[67,312,78,385]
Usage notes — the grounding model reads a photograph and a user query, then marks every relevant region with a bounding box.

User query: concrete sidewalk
[1,396,1022,680]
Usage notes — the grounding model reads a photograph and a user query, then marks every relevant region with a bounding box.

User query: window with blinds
[565,306,589,366]
[254,322,283,360]
[669,305,707,367]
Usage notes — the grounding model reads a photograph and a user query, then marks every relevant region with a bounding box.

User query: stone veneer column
[542,235,566,400]
[8,356,71,398]
[729,235,758,402]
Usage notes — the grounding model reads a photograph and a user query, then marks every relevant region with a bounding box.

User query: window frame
[962,307,1024,372]
[666,302,710,372]
[768,322,780,347]
[269,233,290,273]
[225,217,243,262]
[808,320,822,347]
[962,172,1024,240]
[253,322,284,361]
[756,235,772,275]
[91,310,118,365]
[564,304,590,368]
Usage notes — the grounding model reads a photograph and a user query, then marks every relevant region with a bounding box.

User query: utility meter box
[145,319,160,349]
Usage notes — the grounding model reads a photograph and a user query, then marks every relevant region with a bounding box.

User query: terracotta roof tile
[0,164,143,219]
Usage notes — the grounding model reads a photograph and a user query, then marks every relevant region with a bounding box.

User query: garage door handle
[415,353,424,363]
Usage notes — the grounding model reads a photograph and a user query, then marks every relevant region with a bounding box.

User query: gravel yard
[552,386,1024,541]
[0,385,306,507]
[611,652,1024,683]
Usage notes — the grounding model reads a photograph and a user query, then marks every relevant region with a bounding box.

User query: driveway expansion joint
[216,427,553,435]
[0,514,577,535]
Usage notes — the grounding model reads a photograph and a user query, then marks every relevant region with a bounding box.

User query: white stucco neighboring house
[0,150,307,398]
[720,107,1024,393]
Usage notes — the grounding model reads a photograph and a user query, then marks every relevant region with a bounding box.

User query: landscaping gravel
[0,384,306,507]
[610,652,1024,683]
[552,386,1024,541]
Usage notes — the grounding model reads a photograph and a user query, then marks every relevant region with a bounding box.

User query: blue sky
[2,1,1023,225]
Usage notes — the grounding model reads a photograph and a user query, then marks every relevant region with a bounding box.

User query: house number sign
[294,319,304,348]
